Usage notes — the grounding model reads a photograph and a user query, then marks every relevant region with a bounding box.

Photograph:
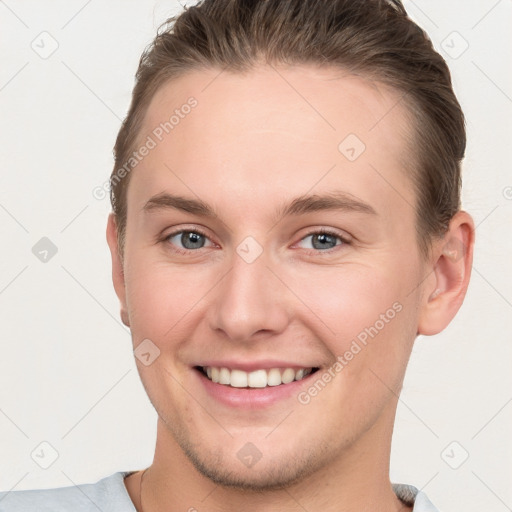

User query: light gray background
[0,1,511,510]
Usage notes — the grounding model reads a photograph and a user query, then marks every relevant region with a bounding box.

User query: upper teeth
[204,366,313,388]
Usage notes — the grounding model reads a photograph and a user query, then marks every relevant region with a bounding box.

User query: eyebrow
[142,191,377,221]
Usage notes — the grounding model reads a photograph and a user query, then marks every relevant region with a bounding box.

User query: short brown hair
[110,0,465,260]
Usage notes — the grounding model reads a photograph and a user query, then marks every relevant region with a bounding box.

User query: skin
[107,64,474,512]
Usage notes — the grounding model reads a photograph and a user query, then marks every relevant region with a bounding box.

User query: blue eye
[162,228,348,255]
[165,229,213,252]
[297,231,346,251]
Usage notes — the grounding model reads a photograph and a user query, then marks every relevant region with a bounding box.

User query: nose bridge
[208,248,289,341]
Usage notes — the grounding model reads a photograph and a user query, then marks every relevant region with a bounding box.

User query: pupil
[313,233,336,250]
[182,232,204,249]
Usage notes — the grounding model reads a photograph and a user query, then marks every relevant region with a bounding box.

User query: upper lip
[194,360,319,372]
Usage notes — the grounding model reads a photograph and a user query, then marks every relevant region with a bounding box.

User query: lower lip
[194,368,317,409]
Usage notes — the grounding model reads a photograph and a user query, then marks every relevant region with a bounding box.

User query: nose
[207,251,291,342]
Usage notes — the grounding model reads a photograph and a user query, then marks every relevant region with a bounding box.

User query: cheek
[290,264,418,423]
[288,263,403,338]
[287,261,418,381]
[123,258,217,340]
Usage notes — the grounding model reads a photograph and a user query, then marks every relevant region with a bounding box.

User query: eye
[296,230,348,251]
[164,229,214,252]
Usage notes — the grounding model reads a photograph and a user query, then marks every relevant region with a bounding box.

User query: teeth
[201,366,314,388]
[247,369,267,388]
[281,368,295,384]
[219,367,231,385]
[230,369,248,388]
[267,368,282,387]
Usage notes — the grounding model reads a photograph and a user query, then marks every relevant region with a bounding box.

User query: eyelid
[161,224,212,240]
[160,226,351,254]
[161,226,216,253]
[292,228,351,252]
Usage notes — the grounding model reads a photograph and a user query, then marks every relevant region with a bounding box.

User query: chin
[188,452,314,491]
[178,434,332,491]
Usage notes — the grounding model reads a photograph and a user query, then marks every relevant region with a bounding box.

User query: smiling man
[0,1,474,511]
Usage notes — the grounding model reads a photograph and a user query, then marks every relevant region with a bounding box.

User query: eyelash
[161,227,350,256]
[296,229,351,254]
[161,227,213,256]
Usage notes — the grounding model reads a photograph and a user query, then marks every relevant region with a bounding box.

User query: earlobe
[106,213,130,327]
[417,211,475,336]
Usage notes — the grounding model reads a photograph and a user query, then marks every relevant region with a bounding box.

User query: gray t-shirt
[0,471,441,511]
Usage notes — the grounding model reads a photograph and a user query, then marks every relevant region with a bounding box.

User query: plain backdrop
[0,1,511,511]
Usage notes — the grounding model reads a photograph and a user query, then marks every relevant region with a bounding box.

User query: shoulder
[392,482,442,512]
[0,471,136,512]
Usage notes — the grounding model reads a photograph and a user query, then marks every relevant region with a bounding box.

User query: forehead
[143,64,411,149]
[129,64,415,221]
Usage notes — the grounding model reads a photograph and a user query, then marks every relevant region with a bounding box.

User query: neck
[136,404,410,512]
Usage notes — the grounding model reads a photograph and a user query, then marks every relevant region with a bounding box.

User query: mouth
[194,366,320,389]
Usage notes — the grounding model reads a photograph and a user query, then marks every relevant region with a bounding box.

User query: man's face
[112,65,430,488]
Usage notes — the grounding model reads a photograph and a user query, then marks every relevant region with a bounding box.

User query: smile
[198,366,319,388]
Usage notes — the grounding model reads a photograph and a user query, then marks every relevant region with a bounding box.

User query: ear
[106,213,130,327]
[417,210,475,336]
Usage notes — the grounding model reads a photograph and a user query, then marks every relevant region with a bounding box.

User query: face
[110,65,431,489]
